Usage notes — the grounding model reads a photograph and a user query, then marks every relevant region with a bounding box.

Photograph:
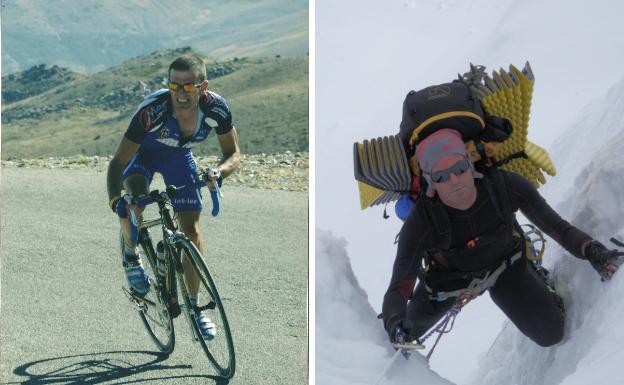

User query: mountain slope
[316,230,455,385]
[1,48,308,159]
[468,125,624,385]
[1,0,308,74]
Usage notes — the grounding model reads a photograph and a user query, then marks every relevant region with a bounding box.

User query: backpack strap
[483,167,513,230]
[491,151,528,168]
[421,195,452,250]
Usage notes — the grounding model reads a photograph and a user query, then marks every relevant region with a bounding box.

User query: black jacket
[382,170,591,330]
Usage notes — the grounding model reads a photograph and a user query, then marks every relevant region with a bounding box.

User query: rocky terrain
[1,152,308,192]
[1,48,308,158]
[1,64,85,105]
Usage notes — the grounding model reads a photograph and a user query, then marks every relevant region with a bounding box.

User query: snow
[316,0,624,384]
[467,128,624,385]
[316,230,454,385]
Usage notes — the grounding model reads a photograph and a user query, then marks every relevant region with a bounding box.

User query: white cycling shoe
[195,312,217,341]
[123,255,150,295]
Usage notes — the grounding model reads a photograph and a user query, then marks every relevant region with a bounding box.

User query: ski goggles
[426,157,471,183]
[168,81,203,93]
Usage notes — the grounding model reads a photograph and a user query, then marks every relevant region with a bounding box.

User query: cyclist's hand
[110,196,127,217]
[203,168,223,192]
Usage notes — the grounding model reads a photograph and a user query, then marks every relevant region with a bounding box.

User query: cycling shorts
[122,150,203,213]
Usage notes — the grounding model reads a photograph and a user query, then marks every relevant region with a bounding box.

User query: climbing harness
[426,250,523,302]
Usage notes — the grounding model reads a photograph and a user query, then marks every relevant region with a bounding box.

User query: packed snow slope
[317,0,624,383]
[541,75,624,208]
[316,80,624,384]
[316,230,455,385]
[317,0,624,311]
[466,81,624,385]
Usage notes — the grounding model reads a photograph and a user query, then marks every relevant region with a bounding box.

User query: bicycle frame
[124,180,219,304]
[124,180,220,341]
[121,178,235,378]
[137,209,194,338]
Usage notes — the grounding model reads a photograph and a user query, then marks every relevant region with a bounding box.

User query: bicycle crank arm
[122,287,157,309]
[196,301,216,312]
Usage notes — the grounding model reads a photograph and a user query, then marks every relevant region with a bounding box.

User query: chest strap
[426,250,523,302]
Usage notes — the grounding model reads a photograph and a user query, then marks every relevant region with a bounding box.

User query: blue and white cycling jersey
[125,88,233,149]
[121,89,234,213]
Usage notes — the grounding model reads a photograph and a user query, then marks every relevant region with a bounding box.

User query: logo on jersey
[159,128,170,139]
[204,117,219,128]
[140,101,168,132]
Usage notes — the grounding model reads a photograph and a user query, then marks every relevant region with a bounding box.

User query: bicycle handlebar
[121,179,221,242]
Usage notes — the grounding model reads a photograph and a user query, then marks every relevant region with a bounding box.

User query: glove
[386,317,415,343]
[585,240,624,281]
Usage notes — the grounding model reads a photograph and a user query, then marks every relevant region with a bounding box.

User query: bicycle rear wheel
[175,237,236,379]
[121,230,175,354]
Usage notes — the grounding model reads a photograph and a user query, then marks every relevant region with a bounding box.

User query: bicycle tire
[121,230,175,354]
[175,237,236,379]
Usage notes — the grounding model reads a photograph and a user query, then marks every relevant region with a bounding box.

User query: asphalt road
[0,168,308,384]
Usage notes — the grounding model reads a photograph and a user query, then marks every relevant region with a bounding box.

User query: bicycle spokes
[175,238,236,379]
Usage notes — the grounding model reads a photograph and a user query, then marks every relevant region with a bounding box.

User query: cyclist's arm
[215,127,241,178]
[107,137,140,202]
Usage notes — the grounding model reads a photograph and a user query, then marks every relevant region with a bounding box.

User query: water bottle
[156,240,167,277]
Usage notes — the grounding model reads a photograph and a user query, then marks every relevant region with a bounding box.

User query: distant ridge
[1,48,308,159]
[1,0,308,75]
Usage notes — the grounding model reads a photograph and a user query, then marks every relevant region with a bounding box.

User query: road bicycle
[119,174,235,379]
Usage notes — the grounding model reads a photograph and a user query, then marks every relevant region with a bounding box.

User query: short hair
[168,55,207,82]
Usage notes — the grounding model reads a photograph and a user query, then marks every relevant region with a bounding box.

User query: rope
[418,291,474,361]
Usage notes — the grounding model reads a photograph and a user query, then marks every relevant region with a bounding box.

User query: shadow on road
[8,350,229,385]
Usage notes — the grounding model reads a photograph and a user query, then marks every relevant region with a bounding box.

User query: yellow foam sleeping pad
[477,62,556,188]
[353,62,557,210]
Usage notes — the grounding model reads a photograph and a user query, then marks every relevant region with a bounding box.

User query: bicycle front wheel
[129,230,175,354]
[175,237,236,379]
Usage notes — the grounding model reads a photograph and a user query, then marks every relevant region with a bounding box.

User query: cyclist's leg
[119,153,154,294]
[176,211,218,340]
[157,150,216,338]
[119,174,149,249]
[156,150,205,298]
[177,211,204,295]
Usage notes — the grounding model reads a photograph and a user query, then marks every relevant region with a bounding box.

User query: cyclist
[107,55,241,341]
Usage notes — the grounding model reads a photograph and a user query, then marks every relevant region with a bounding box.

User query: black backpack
[398,80,512,161]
